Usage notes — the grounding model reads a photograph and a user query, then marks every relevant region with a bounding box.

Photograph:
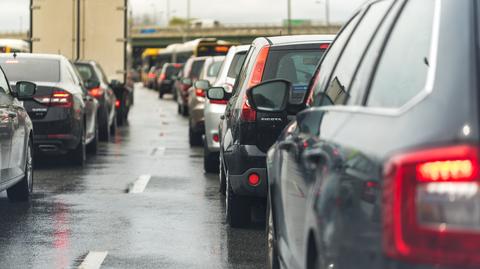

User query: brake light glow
[248,173,260,186]
[247,45,270,88]
[89,87,104,98]
[383,144,480,267]
[115,100,121,108]
[195,88,205,97]
[148,73,156,79]
[159,73,166,81]
[212,134,219,143]
[34,90,72,107]
[320,43,330,50]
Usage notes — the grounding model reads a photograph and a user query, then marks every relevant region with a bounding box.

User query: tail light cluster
[383,144,480,267]
[241,45,270,122]
[159,73,166,81]
[89,87,104,98]
[34,90,73,108]
[147,73,156,79]
[195,88,205,97]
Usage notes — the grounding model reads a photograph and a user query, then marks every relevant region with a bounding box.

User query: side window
[232,46,255,96]
[0,70,10,95]
[366,0,435,108]
[311,13,361,106]
[348,0,403,105]
[324,0,392,105]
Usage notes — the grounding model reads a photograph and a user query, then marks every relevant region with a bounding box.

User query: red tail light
[320,43,330,50]
[210,99,228,105]
[34,90,73,108]
[247,45,270,88]
[89,87,104,98]
[195,88,205,97]
[383,144,480,267]
[115,100,121,108]
[248,173,261,186]
[212,134,219,143]
[159,73,166,81]
[240,96,256,122]
[148,73,156,79]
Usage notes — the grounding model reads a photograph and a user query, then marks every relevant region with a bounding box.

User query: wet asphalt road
[0,85,266,269]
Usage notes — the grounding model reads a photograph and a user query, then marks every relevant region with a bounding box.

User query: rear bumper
[34,134,80,155]
[224,144,267,197]
[158,81,173,93]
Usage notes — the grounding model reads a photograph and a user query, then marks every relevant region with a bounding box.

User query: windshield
[0,58,61,82]
[75,63,99,82]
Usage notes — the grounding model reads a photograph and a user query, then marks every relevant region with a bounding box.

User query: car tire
[177,104,181,114]
[226,171,250,228]
[117,106,125,126]
[99,109,110,142]
[219,159,226,195]
[159,91,164,99]
[70,128,86,166]
[87,123,99,155]
[7,139,33,202]
[110,114,117,136]
[181,105,189,117]
[204,142,219,173]
[267,191,280,269]
[189,124,203,147]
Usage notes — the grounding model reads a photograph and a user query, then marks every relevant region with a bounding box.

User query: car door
[0,69,15,181]
[68,62,96,142]
[9,88,28,179]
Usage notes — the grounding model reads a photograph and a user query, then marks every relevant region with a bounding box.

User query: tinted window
[311,13,360,106]
[366,0,435,108]
[263,49,326,104]
[227,51,247,79]
[0,58,61,82]
[189,60,205,79]
[0,70,10,95]
[207,61,223,77]
[75,64,99,82]
[325,0,392,105]
[165,65,181,77]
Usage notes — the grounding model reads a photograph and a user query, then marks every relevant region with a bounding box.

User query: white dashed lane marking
[128,174,152,194]
[78,251,108,269]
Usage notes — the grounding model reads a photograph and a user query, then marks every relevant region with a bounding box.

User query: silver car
[187,56,225,147]
[202,45,249,173]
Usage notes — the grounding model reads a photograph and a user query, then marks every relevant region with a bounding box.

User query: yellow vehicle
[0,39,30,53]
[158,38,233,64]
[141,48,163,85]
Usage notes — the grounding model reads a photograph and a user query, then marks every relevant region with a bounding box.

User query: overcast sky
[0,0,365,32]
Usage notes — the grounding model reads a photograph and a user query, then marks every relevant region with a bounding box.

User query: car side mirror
[246,79,291,112]
[182,78,192,86]
[84,80,100,90]
[194,79,210,90]
[207,87,229,101]
[295,107,325,136]
[15,81,36,100]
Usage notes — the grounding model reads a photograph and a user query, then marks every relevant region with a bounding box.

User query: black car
[75,61,117,141]
[258,0,480,268]
[209,35,334,227]
[0,65,36,201]
[0,54,99,165]
[157,63,183,99]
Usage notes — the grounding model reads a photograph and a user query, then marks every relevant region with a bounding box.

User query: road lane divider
[78,251,108,269]
[128,174,151,193]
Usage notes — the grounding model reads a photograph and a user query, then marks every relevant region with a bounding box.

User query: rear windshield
[207,61,223,77]
[263,49,326,104]
[190,60,205,80]
[0,58,61,82]
[165,65,181,77]
[227,51,247,79]
[75,63,99,82]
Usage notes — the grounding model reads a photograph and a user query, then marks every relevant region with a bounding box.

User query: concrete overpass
[131,24,341,48]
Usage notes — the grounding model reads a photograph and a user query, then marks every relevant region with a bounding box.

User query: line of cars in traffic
[146,0,480,268]
[0,52,133,202]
